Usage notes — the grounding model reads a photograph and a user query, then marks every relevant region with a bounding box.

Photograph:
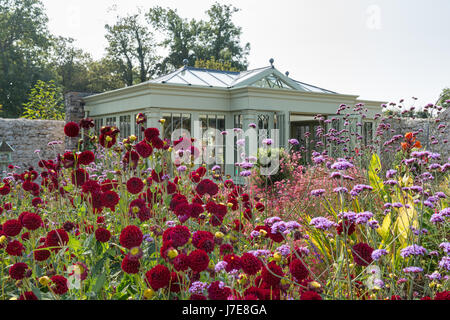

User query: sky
[41,0,450,108]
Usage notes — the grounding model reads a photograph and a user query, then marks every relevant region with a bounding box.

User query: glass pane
[163,113,172,140]
[182,113,191,133]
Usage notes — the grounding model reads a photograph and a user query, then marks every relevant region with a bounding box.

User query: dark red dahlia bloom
[99,126,119,148]
[127,177,144,195]
[78,150,95,165]
[95,228,111,243]
[31,197,44,208]
[119,225,143,249]
[169,272,181,293]
[129,198,151,222]
[101,190,120,211]
[196,179,219,197]
[82,179,101,195]
[162,225,191,248]
[224,254,242,272]
[192,231,214,252]
[166,181,177,195]
[208,281,232,300]
[135,140,153,158]
[71,168,89,187]
[150,136,164,149]
[145,265,170,290]
[173,253,189,272]
[144,128,160,142]
[0,183,11,195]
[170,194,188,211]
[336,220,356,236]
[123,150,140,169]
[79,118,95,130]
[121,256,140,274]
[9,262,29,280]
[261,261,284,287]
[6,240,25,256]
[300,290,322,300]
[351,243,374,267]
[220,244,234,256]
[188,249,210,273]
[45,229,69,251]
[255,202,265,212]
[289,259,309,282]
[21,212,42,231]
[240,253,262,275]
[64,122,80,138]
[434,291,450,300]
[19,291,38,300]
[34,245,51,261]
[2,219,22,237]
[390,295,402,300]
[50,275,69,295]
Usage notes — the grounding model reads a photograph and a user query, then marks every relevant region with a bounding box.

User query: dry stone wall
[379,108,450,168]
[0,118,65,173]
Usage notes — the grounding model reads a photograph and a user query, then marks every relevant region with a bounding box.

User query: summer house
[83,59,384,180]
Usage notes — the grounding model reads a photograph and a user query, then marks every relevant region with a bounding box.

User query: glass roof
[148,66,337,94]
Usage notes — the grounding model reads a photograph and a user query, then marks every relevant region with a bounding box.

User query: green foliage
[146,2,249,73]
[0,0,54,118]
[21,80,65,120]
[105,10,158,86]
[194,56,239,72]
[438,87,450,108]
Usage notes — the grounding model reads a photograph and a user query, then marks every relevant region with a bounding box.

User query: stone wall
[65,92,92,150]
[380,108,450,168]
[0,118,66,173]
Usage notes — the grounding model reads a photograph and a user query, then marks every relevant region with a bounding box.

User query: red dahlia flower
[9,262,29,280]
[121,256,141,274]
[45,229,69,251]
[208,281,232,300]
[6,240,25,256]
[2,219,22,237]
[119,225,143,249]
[261,261,284,287]
[135,140,153,158]
[300,290,322,300]
[145,265,170,290]
[126,177,144,195]
[34,245,51,261]
[188,249,210,273]
[78,150,95,165]
[351,243,374,267]
[64,122,80,138]
[240,253,262,275]
[162,225,191,248]
[21,212,42,231]
[50,275,69,295]
[289,259,309,282]
[19,292,38,300]
[95,228,111,243]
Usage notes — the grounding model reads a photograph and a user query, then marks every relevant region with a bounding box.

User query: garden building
[83,60,384,180]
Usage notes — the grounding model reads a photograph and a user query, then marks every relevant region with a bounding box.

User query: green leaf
[68,236,82,252]
[92,273,107,294]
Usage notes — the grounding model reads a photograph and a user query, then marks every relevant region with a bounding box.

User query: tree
[438,87,450,108]
[195,56,239,72]
[48,36,93,93]
[21,80,65,120]
[105,10,158,86]
[199,2,250,71]
[146,3,250,74]
[146,6,201,74]
[0,0,54,118]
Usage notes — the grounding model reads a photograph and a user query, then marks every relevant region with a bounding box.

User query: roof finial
[269,58,274,68]
[183,58,189,67]
[285,71,290,77]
